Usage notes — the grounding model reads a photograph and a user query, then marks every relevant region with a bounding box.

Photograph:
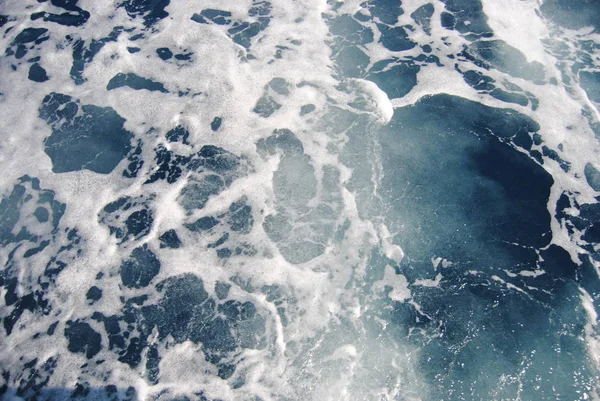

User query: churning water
[1,0,600,400]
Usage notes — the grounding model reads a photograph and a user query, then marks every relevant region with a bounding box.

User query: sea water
[0,0,599,400]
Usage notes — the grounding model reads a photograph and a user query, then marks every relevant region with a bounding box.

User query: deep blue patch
[120,245,161,289]
[197,9,232,25]
[42,0,90,25]
[439,0,493,39]
[440,11,456,29]
[579,70,600,102]
[191,13,207,24]
[256,128,304,157]
[99,197,153,243]
[185,216,220,232]
[253,95,281,117]
[584,163,600,191]
[64,320,102,359]
[2,357,62,399]
[0,184,27,246]
[249,1,271,18]
[300,104,315,115]
[28,63,49,82]
[211,117,222,131]
[410,275,591,400]
[461,69,495,90]
[3,292,47,335]
[410,3,434,35]
[106,72,168,93]
[190,145,247,175]
[15,46,27,59]
[268,78,289,95]
[34,207,49,222]
[156,47,173,60]
[227,197,253,233]
[257,129,335,264]
[191,3,271,51]
[542,145,570,172]
[122,139,144,178]
[489,88,529,106]
[540,0,600,31]
[11,28,49,45]
[407,53,442,66]
[328,15,374,50]
[158,229,181,249]
[134,273,266,379]
[70,27,124,85]
[208,233,229,249]
[228,22,264,49]
[165,126,190,144]
[119,0,170,28]
[367,60,420,99]
[149,146,248,212]
[334,46,370,78]
[146,344,160,384]
[379,94,549,270]
[467,40,545,83]
[363,0,404,25]
[377,24,416,52]
[39,93,133,174]
[86,286,102,303]
[0,176,65,246]
[126,209,154,238]
[47,321,58,336]
[174,52,193,61]
[215,282,231,300]
[252,78,289,117]
[7,27,49,60]
[46,0,85,12]
[31,1,90,28]
[23,240,50,257]
[216,248,232,258]
[145,146,188,184]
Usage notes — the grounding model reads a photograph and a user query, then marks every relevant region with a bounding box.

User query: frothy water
[1,0,600,400]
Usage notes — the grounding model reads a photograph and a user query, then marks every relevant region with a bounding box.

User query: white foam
[379,224,404,265]
[391,63,482,107]
[481,0,551,65]
[580,288,600,364]
[414,273,442,288]
[351,78,394,123]
[372,265,411,302]
[3,0,600,398]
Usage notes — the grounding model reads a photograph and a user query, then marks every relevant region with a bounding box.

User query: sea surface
[1,0,600,400]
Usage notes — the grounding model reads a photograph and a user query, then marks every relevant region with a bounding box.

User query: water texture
[0,0,600,400]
